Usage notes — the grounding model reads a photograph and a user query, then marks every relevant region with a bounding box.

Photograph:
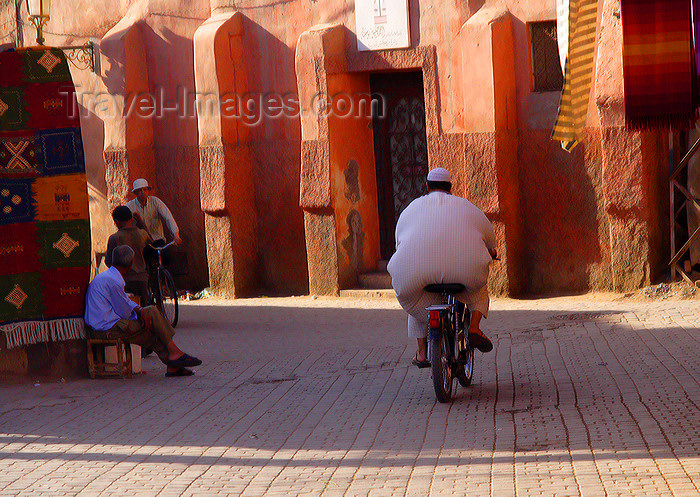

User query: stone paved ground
[2,294,700,496]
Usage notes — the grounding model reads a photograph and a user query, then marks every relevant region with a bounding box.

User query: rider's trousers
[406,285,489,338]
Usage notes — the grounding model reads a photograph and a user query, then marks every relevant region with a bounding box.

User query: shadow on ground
[1,297,697,477]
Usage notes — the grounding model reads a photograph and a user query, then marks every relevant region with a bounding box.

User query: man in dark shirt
[106,206,153,306]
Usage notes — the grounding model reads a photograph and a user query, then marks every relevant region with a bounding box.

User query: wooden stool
[87,337,133,378]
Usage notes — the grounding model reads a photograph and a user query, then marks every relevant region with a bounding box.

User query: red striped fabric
[695,0,700,81]
[621,0,697,129]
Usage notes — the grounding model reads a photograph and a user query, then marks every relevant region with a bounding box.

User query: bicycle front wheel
[431,330,453,403]
[157,269,179,327]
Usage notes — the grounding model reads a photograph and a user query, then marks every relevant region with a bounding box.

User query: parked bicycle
[147,241,179,327]
[425,283,474,403]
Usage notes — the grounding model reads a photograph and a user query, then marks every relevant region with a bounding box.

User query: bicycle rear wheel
[457,347,474,387]
[156,269,179,327]
[431,329,453,403]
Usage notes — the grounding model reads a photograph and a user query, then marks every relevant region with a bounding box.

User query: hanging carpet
[0,48,91,349]
[621,0,696,129]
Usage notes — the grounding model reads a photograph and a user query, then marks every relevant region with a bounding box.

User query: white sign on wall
[355,0,411,51]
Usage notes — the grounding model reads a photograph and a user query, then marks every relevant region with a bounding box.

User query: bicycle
[425,283,474,403]
[147,241,179,327]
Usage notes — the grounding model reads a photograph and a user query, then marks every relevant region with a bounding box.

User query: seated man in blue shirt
[85,245,201,377]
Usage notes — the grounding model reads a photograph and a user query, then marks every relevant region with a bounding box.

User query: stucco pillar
[295,24,346,295]
[100,20,156,210]
[193,11,258,297]
[456,7,521,295]
[595,0,667,291]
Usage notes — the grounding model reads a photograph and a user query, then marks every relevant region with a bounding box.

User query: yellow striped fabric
[552,0,598,152]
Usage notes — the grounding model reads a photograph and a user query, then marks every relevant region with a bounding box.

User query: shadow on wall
[505,16,604,295]
[80,104,110,259]
[518,136,603,294]
[100,20,146,98]
[241,15,309,296]
[102,19,208,291]
[145,24,208,291]
[410,0,421,47]
[468,0,487,15]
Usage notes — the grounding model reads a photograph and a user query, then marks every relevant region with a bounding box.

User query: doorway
[371,71,429,260]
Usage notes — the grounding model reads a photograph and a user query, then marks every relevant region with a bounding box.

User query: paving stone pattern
[2,295,700,496]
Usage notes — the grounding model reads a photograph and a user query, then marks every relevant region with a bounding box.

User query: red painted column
[194,12,258,297]
[100,19,156,210]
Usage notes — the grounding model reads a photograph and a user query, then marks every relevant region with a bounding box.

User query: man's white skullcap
[132,178,151,192]
[427,167,451,182]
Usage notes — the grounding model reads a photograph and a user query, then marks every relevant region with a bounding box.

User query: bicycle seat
[424,283,466,294]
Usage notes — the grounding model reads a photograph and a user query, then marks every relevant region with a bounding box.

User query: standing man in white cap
[126,178,182,246]
[388,167,497,368]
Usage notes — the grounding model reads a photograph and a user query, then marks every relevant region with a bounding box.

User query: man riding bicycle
[126,178,182,246]
[387,167,497,368]
[126,178,181,274]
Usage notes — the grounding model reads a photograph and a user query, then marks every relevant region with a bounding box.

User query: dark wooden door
[371,71,428,260]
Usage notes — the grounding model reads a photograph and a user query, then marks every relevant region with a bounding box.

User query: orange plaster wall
[239,13,309,294]
[127,10,210,290]
[0,0,671,295]
[455,6,500,134]
[327,72,381,289]
[123,23,153,153]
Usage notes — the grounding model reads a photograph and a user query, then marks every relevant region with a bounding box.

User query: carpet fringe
[1,318,85,349]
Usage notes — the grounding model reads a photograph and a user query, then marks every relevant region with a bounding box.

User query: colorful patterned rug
[696,0,700,83]
[0,48,91,349]
[621,0,696,129]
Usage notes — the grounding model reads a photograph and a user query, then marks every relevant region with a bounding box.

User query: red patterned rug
[0,48,91,348]
[621,0,697,129]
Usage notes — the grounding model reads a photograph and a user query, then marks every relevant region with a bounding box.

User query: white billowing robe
[387,191,497,338]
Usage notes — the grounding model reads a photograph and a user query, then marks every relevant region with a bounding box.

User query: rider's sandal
[411,353,430,369]
[468,331,493,353]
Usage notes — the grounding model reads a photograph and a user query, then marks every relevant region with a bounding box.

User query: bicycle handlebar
[148,241,176,251]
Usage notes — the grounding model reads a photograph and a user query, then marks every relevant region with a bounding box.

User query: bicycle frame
[155,249,164,269]
[427,293,467,361]
[425,286,474,402]
[146,240,179,327]
[427,303,457,357]
[147,241,175,303]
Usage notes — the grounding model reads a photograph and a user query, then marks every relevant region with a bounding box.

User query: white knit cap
[132,178,151,192]
[427,167,451,182]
